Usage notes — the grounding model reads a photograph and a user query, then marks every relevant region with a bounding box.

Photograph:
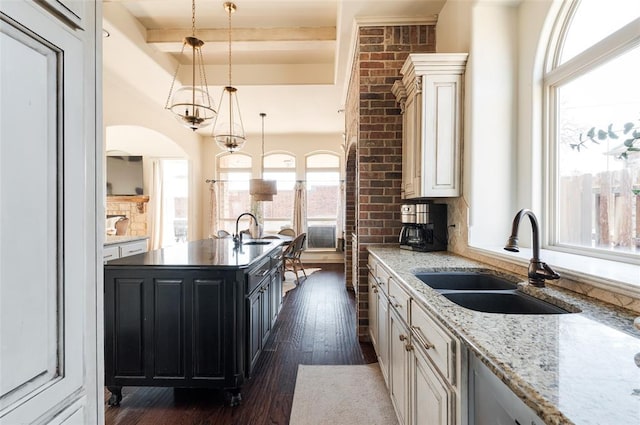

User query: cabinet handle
[128,248,143,254]
[373,288,378,294]
[104,254,113,259]
[411,326,435,350]
[261,269,270,276]
[390,296,402,308]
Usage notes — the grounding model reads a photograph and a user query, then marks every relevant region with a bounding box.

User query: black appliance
[399,203,447,252]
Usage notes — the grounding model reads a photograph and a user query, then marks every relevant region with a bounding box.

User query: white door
[0,1,101,424]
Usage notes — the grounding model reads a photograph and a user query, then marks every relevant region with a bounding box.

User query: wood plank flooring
[104,263,376,425]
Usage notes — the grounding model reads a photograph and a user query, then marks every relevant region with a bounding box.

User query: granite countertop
[105,238,283,270]
[104,235,149,246]
[367,246,640,425]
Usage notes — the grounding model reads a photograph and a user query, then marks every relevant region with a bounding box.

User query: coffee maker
[399,203,447,252]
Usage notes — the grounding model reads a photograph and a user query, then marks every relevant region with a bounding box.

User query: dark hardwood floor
[104,263,377,425]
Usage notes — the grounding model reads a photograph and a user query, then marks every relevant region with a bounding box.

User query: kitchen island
[104,238,284,407]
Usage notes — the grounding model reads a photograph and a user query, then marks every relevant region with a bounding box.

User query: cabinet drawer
[410,300,456,384]
[103,245,120,261]
[119,240,147,257]
[374,263,390,297]
[388,276,410,323]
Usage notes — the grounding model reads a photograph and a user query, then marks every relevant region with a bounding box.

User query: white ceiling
[103,0,446,135]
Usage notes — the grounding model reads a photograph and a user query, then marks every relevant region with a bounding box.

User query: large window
[545,1,640,262]
[217,153,252,232]
[160,159,189,246]
[306,153,340,249]
[262,153,296,233]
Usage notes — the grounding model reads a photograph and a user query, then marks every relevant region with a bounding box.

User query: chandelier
[250,113,278,201]
[165,0,216,131]
[212,2,246,152]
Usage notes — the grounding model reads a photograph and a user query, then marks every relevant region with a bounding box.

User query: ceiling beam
[147,26,336,44]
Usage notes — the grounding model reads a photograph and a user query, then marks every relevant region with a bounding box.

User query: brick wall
[345,25,436,340]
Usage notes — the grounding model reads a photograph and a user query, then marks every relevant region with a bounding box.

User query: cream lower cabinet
[367,258,379,350]
[389,306,410,425]
[412,342,454,425]
[368,254,462,425]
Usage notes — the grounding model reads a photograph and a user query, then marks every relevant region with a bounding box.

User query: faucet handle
[527,260,560,287]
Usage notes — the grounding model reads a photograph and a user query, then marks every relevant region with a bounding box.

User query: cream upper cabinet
[394,53,468,198]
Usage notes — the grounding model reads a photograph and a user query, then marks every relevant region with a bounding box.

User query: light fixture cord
[227,4,232,87]
[191,0,196,111]
[261,113,265,177]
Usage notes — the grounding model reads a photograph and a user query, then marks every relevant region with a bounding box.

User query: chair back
[285,233,306,258]
[278,228,296,237]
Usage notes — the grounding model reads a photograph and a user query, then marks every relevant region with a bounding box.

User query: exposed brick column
[346,24,435,340]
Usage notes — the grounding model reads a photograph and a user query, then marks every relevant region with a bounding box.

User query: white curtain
[293,181,306,236]
[149,159,164,250]
[336,182,345,247]
[208,181,219,237]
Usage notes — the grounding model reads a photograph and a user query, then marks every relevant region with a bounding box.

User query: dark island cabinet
[105,267,247,406]
[245,249,283,375]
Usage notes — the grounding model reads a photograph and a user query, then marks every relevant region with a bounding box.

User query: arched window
[545,0,639,262]
[217,153,252,232]
[262,153,296,232]
[306,153,341,249]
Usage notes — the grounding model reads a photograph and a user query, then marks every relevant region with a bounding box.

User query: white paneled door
[0,1,101,424]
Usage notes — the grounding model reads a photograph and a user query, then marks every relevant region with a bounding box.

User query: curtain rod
[206,179,345,183]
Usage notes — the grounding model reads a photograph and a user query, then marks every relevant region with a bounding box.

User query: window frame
[261,152,296,232]
[216,152,252,232]
[543,4,640,264]
[305,152,341,250]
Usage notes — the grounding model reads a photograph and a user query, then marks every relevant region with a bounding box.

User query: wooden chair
[283,233,307,283]
[278,228,296,237]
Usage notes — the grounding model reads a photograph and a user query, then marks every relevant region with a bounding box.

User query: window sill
[468,245,640,299]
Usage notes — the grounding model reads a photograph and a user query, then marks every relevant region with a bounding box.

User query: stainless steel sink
[413,271,571,314]
[442,292,570,315]
[242,240,273,245]
[414,272,517,290]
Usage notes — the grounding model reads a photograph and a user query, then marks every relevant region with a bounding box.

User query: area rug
[282,268,321,296]
[289,364,398,425]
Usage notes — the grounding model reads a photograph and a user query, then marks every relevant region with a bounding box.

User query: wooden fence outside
[560,167,640,250]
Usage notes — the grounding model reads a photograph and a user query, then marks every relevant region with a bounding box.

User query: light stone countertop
[367,246,640,425]
[104,235,149,246]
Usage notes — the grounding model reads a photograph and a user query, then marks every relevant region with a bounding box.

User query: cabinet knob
[404,343,414,352]
[399,334,407,342]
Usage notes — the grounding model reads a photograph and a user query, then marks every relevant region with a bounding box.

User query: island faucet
[234,212,258,246]
[504,209,560,287]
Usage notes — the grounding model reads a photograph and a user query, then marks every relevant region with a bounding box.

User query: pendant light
[212,2,246,152]
[165,0,216,131]
[250,113,277,201]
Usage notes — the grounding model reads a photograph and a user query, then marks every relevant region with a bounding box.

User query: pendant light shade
[250,113,277,201]
[213,2,246,152]
[165,1,216,131]
[214,86,246,152]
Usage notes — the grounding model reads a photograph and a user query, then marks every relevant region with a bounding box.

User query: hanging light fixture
[212,2,246,152]
[250,113,278,201]
[165,0,216,131]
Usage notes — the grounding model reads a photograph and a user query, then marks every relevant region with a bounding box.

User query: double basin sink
[414,272,571,315]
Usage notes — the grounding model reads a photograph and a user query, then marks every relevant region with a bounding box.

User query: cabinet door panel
[153,279,185,378]
[389,309,409,425]
[192,279,225,378]
[248,292,262,374]
[113,278,145,377]
[377,292,390,386]
[413,347,452,425]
